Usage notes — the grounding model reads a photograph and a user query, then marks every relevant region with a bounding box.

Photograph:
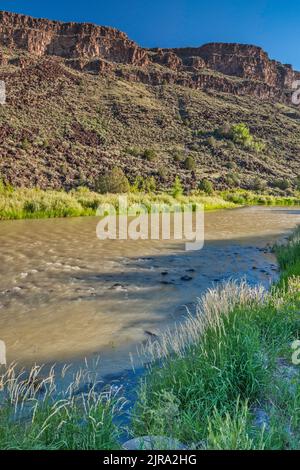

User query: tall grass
[0,187,237,220]
[222,189,300,207]
[0,362,123,450]
[1,186,299,221]
[133,229,300,449]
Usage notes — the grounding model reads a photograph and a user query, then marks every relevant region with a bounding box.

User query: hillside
[0,10,300,193]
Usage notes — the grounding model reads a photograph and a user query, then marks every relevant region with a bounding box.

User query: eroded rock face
[0,10,148,65]
[0,10,299,102]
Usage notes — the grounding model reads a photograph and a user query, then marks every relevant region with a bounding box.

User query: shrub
[125,147,140,157]
[207,136,218,149]
[20,138,32,151]
[230,124,265,152]
[96,167,130,194]
[132,176,157,193]
[215,122,231,138]
[184,156,196,171]
[172,176,183,198]
[158,167,168,181]
[173,152,184,162]
[198,179,214,195]
[145,176,157,192]
[251,177,267,192]
[231,124,253,147]
[272,178,290,191]
[225,172,240,188]
[143,149,157,162]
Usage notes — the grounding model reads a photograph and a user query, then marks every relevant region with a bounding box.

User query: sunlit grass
[133,228,300,449]
[0,187,236,220]
[1,186,299,221]
[0,362,123,450]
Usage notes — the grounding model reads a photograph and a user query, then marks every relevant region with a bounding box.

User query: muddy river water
[0,206,300,377]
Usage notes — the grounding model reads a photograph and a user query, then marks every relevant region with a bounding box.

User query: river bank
[1,186,300,220]
[0,222,299,449]
[132,227,300,450]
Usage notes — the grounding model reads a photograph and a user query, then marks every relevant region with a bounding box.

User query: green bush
[96,167,130,194]
[225,172,240,188]
[231,124,253,147]
[251,177,267,192]
[272,178,290,191]
[132,176,156,193]
[230,124,265,152]
[184,156,196,171]
[207,136,218,149]
[172,176,183,198]
[20,138,32,151]
[173,151,184,162]
[198,179,214,195]
[143,149,157,162]
[125,147,140,157]
[158,167,168,180]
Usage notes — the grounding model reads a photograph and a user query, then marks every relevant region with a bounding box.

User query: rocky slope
[0,10,299,191]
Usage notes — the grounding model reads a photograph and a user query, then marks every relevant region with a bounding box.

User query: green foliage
[230,124,265,152]
[96,167,130,194]
[251,177,267,192]
[231,123,253,147]
[157,167,168,181]
[207,136,218,149]
[206,399,265,450]
[173,150,184,162]
[171,176,183,198]
[225,172,240,188]
[0,370,120,450]
[125,147,140,157]
[198,179,214,195]
[0,179,14,194]
[132,176,156,193]
[133,227,300,449]
[184,156,196,171]
[143,149,158,162]
[20,138,32,151]
[272,178,290,191]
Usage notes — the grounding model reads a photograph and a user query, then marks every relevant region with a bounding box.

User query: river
[0,206,300,377]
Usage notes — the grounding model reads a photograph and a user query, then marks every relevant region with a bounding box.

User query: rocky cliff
[0,11,299,192]
[0,10,299,102]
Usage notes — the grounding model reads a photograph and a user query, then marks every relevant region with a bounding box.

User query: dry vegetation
[0,48,300,194]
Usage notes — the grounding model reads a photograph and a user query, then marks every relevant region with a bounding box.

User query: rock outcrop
[0,10,148,65]
[0,10,299,103]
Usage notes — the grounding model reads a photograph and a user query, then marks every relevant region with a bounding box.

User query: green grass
[0,186,236,220]
[0,364,122,450]
[222,189,300,207]
[0,186,299,221]
[132,228,300,450]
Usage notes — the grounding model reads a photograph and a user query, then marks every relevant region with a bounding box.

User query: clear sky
[1,0,299,70]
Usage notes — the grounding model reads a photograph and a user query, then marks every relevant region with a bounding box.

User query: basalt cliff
[0,10,299,191]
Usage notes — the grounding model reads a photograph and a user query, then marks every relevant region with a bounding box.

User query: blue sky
[1,0,299,69]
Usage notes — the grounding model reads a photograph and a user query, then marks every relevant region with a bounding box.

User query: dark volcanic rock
[0,11,298,101]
